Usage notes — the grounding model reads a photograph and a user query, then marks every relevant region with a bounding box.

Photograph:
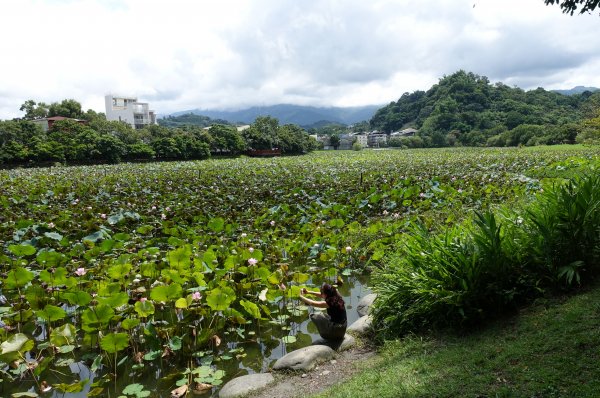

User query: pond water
[5,276,371,398]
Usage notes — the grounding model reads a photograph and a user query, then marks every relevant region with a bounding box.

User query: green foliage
[370,70,592,148]
[0,147,598,395]
[373,172,600,338]
[545,0,600,15]
[2,103,315,165]
[526,173,600,284]
[100,332,129,353]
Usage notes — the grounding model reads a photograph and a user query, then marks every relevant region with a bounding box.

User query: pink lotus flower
[140,297,147,302]
[248,258,258,266]
[75,267,86,276]
[192,292,202,301]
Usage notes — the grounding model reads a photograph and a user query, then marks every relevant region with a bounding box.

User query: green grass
[314,285,600,397]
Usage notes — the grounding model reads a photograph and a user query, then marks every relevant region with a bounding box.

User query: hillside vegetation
[370,70,600,147]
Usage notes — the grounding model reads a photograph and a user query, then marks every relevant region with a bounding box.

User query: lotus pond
[0,146,599,397]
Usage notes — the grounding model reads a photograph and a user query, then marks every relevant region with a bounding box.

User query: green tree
[47,99,85,119]
[329,134,341,149]
[19,100,49,120]
[208,124,246,154]
[277,124,315,154]
[544,0,600,14]
[242,116,280,150]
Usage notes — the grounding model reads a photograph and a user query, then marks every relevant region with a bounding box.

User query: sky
[1,0,599,119]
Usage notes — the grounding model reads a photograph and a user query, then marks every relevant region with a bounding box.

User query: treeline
[370,70,600,147]
[0,100,317,166]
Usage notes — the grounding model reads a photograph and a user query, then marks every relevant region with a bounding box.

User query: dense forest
[0,100,317,166]
[370,70,600,147]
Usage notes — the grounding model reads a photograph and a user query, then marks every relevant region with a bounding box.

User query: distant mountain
[170,104,380,127]
[552,86,599,95]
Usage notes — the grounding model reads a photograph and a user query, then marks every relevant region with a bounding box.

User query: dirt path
[251,345,376,398]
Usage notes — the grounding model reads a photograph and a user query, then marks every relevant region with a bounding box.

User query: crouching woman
[300,283,347,340]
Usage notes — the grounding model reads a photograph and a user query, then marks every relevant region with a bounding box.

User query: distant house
[367,131,388,147]
[353,133,368,148]
[399,128,418,137]
[105,95,157,130]
[31,116,87,132]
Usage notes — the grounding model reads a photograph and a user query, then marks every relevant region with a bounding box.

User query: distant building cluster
[316,128,417,150]
[104,94,157,129]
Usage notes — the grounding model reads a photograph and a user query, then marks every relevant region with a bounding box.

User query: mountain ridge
[552,86,599,95]
[167,104,381,127]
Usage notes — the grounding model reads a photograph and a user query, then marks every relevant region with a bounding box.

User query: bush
[372,173,600,339]
[371,212,526,338]
[526,173,600,286]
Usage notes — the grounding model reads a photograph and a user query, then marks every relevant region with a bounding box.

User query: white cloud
[0,0,599,119]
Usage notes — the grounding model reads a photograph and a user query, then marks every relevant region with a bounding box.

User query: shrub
[526,173,600,286]
[372,212,526,338]
[372,173,600,339]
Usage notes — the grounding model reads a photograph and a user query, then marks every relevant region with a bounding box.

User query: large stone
[356,293,377,317]
[272,345,336,371]
[347,315,372,336]
[218,373,274,398]
[312,334,356,352]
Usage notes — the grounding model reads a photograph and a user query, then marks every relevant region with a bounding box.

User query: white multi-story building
[104,95,157,129]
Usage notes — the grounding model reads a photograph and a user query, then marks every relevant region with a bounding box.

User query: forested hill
[370,70,600,147]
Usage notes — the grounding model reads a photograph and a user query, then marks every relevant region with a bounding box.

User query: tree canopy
[370,70,598,147]
[0,102,317,166]
[544,0,600,14]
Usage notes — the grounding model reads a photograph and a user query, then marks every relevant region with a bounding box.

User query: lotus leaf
[4,267,34,289]
[282,335,297,344]
[37,304,66,322]
[97,292,129,308]
[240,299,261,319]
[100,332,129,353]
[0,333,34,362]
[134,300,155,317]
[167,245,192,267]
[81,304,115,332]
[50,323,77,346]
[121,318,140,330]
[36,250,66,267]
[150,283,183,302]
[107,263,132,280]
[60,290,93,306]
[53,379,88,393]
[44,232,63,241]
[207,217,225,232]
[206,287,236,311]
[8,244,36,257]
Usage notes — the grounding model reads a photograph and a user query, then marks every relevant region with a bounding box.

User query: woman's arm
[299,294,328,308]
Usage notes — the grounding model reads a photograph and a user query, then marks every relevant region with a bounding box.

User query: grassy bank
[314,284,600,397]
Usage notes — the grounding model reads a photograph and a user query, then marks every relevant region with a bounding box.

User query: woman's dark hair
[321,283,344,311]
